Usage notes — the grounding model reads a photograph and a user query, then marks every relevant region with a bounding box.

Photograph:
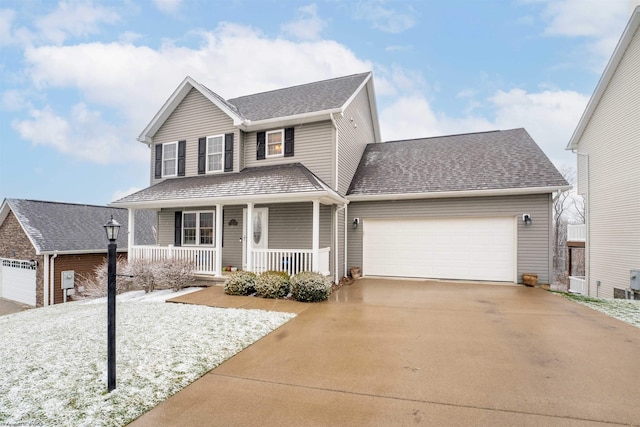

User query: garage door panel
[363,217,515,282]
[1,259,36,306]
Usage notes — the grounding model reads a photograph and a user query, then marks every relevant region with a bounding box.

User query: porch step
[194,274,227,286]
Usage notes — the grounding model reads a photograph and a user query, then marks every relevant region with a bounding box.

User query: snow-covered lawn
[562,293,640,328]
[0,289,296,427]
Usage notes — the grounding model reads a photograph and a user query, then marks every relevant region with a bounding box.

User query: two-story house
[113,72,568,285]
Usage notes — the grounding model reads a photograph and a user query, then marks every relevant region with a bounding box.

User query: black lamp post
[103,215,120,392]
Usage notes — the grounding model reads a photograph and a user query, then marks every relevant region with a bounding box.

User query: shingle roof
[347,128,568,196]
[113,163,334,204]
[226,72,370,121]
[3,199,156,253]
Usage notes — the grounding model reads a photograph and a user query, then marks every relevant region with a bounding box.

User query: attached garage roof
[111,163,346,208]
[348,128,569,199]
[0,199,156,254]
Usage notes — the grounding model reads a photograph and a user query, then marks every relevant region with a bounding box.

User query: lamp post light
[103,215,120,392]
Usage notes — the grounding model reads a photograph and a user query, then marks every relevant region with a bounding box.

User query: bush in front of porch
[224,271,257,296]
[291,272,332,302]
[255,271,291,299]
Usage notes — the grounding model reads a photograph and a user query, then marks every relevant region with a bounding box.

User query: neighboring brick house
[113,72,568,285]
[0,199,156,307]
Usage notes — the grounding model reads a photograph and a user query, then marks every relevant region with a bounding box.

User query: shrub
[76,258,137,298]
[291,271,332,302]
[128,259,157,293]
[155,258,196,291]
[224,271,257,295]
[255,270,290,299]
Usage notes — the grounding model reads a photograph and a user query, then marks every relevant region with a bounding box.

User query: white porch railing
[252,247,330,276]
[131,245,217,275]
[131,245,330,277]
[567,224,586,242]
[569,276,586,294]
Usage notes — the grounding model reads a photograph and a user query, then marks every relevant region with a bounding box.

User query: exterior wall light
[353,218,360,229]
[523,214,532,226]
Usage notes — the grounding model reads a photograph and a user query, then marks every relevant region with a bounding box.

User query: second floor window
[207,135,224,172]
[163,142,177,177]
[266,130,283,157]
[183,211,214,245]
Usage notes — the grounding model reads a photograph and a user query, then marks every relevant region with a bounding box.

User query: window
[162,142,177,177]
[182,211,215,246]
[207,135,224,172]
[266,129,283,157]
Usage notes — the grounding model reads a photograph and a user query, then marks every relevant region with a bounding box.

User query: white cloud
[35,1,120,45]
[281,3,327,40]
[153,0,183,14]
[530,0,628,67]
[2,89,30,111]
[355,1,416,33]
[12,103,147,164]
[0,8,15,45]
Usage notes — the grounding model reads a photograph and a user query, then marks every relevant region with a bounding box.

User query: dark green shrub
[224,271,257,295]
[255,270,290,299]
[291,271,332,302]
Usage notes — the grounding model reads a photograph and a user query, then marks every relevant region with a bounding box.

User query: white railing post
[312,200,320,273]
[215,204,223,276]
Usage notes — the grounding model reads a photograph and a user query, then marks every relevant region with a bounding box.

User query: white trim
[312,200,320,273]
[127,209,135,262]
[567,7,640,150]
[162,141,178,177]
[266,129,284,158]
[215,204,223,277]
[111,190,349,210]
[238,108,343,131]
[206,134,225,173]
[347,185,572,202]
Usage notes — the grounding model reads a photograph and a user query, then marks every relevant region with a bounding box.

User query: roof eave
[238,108,344,131]
[567,7,640,150]
[111,190,348,210]
[346,185,572,202]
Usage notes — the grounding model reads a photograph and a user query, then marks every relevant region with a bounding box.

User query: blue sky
[0,0,633,206]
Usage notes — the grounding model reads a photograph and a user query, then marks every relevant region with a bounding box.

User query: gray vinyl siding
[574,26,640,298]
[151,88,240,185]
[336,207,345,280]
[347,194,552,283]
[243,121,334,185]
[336,86,376,195]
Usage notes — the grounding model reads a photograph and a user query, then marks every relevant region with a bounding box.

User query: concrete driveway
[0,298,30,316]
[130,279,640,426]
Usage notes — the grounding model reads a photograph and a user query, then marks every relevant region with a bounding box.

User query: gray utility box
[62,270,75,289]
[631,269,640,291]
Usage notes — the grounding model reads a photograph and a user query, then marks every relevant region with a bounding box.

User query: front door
[242,208,269,270]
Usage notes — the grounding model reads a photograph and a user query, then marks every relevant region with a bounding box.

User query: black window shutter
[177,140,186,176]
[224,133,234,172]
[154,144,162,178]
[174,211,182,246]
[257,132,266,160]
[198,137,206,174]
[284,127,294,157]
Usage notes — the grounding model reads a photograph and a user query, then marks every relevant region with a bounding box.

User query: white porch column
[246,203,254,272]
[127,208,135,262]
[312,200,320,273]
[215,204,223,276]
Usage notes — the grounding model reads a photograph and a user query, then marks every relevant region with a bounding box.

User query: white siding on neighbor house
[336,86,377,196]
[574,26,640,298]
[151,88,240,185]
[243,121,334,186]
[347,194,553,284]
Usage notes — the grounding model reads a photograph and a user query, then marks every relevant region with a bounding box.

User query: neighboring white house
[566,6,640,299]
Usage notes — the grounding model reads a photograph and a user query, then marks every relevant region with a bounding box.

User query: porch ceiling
[111,163,347,208]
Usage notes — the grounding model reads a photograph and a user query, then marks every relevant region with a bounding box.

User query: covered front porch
[113,164,346,279]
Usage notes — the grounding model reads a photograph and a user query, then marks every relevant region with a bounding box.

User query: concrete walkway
[130,279,640,426]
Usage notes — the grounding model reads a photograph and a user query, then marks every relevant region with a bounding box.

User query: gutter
[237,108,343,132]
[50,251,58,306]
[347,185,572,202]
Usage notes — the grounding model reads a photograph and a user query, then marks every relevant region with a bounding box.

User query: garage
[0,258,36,306]
[362,217,516,282]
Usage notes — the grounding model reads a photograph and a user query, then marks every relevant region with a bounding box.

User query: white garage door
[363,217,516,282]
[0,258,36,306]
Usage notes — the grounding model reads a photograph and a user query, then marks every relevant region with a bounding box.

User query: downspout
[43,254,50,307]
[50,251,58,305]
[344,204,348,278]
[574,151,590,296]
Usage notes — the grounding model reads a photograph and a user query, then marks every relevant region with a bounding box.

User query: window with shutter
[162,142,178,177]
[224,133,234,172]
[206,134,224,173]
